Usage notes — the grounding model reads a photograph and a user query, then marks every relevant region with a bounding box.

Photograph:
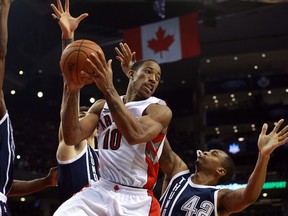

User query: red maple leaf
[147,27,174,58]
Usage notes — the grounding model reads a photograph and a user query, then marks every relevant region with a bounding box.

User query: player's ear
[216,167,226,177]
[127,70,134,79]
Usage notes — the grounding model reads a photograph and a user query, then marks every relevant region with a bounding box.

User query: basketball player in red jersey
[54,58,172,216]
[50,0,137,206]
[53,2,172,215]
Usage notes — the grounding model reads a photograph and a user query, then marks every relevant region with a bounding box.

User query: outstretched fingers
[272,119,284,133]
[76,13,89,23]
[258,120,288,156]
[115,43,125,58]
[50,0,65,19]
[57,0,64,13]
[260,123,268,136]
[277,123,288,136]
[50,4,61,18]
[115,43,135,60]
[277,125,288,146]
[64,0,69,13]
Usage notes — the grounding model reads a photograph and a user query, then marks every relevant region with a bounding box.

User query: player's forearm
[103,87,147,144]
[62,38,73,52]
[161,176,171,195]
[8,178,52,197]
[159,140,174,175]
[243,153,270,202]
[61,90,82,145]
[0,2,11,57]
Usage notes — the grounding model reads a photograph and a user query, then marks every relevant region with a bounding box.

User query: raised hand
[258,119,288,157]
[50,0,88,39]
[115,42,136,76]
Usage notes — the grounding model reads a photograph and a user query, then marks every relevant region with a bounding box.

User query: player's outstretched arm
[8,167,58,197]
[219,119,288,215]
[51,0,93,146]
[159,138,188,194]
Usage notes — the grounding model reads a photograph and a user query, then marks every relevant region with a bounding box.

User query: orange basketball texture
[60,39,103,86]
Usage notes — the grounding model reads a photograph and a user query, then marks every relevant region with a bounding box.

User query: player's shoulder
[148,96,167,106]
[149,97,171,114]
[147,102,172,117]
[216,188,236,216]
[57,140,88,161]
[89,99,106,114]
[217,188,235,204]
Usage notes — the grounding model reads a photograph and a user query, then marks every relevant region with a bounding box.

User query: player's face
[132,61,161,99]
[195,149,227,172]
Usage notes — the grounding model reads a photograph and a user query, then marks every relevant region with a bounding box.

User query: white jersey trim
[57,143,88,164]
[0,192,7,203]
[159,169,190,201]
[0,112,8,125]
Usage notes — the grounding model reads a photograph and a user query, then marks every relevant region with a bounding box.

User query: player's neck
[192,172,217,186]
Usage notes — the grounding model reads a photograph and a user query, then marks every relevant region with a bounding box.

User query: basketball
[60,39,103,86]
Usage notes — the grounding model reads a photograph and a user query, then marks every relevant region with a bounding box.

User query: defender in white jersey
[54,40,172,215]
[159,119,288,216]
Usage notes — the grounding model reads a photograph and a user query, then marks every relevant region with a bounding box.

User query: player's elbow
[245,195,259,205]
[240,193,259,209]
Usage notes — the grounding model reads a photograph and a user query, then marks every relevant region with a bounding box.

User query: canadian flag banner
[123,12,200,64]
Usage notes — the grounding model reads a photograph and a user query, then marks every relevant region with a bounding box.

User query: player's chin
[140,90,153,99]
[144,86,155,96]
[194,158,201,165]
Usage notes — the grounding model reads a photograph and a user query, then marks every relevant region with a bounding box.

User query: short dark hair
[218,153,235,184]
[131,59,159,71]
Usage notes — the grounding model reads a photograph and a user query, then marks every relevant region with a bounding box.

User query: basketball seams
[76,50,90,84]
[76,40,83,85]
[60,39,102,86]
